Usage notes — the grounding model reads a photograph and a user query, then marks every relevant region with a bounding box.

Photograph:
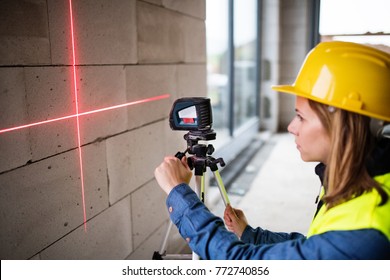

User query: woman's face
[287,97,330,164]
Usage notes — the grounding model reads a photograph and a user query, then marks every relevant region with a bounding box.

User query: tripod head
[177,130,225,175]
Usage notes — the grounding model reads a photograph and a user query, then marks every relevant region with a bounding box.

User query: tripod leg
[198,174,206,203]
[212,170,230,206]
[194,175,203,202]
[153,220,173,259]
[192,175,206,260]
[159,220,173,254]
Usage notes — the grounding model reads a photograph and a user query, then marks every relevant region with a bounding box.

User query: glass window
[319,0,390,53]
[206,0,259,150]
[206,0,230,143]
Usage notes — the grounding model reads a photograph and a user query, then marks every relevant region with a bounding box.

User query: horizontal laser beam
[0,94,170,135]
[79,94,170,117]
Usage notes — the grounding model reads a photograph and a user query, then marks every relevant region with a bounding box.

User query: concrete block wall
[277,0,311,130]
[259,0,281,133]
[0,0,206,259]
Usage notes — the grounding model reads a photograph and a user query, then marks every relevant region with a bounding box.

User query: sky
[319,0,390,46]
[319,0,390,34]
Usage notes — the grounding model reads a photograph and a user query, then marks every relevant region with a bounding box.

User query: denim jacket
[166,183,390,259]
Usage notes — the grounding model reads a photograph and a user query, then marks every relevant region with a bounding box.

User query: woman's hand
[224,204,248,238]
[154,156,192,195]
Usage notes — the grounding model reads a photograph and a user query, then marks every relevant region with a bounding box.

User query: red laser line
[78,94,170,117]
[0,94,170,135]
[0,114,75,134]
[69,0,87,232]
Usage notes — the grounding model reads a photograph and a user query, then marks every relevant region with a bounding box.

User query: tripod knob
[207,144,215,155]
[187,158,194,170]
[175,151,186,159]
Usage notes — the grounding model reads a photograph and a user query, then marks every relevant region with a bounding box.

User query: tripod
[153,129,230,260]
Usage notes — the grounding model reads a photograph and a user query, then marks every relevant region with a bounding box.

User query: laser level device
[169,97,213,131]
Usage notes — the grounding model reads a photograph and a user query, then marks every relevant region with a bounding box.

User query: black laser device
[169,97,213,131]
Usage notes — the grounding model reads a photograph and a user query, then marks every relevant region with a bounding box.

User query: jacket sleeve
[241,225,305,245]
[166,184,390,260]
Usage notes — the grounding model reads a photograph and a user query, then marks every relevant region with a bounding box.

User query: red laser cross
[0,94,170,135]
[0,0,170,232]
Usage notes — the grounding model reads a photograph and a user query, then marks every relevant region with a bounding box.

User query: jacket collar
[367,137,390,177]
[315,163,326,186]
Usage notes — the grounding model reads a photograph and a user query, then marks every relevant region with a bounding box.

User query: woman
[154,41,390,259]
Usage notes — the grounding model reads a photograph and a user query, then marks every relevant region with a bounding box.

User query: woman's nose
[287,118,298,136]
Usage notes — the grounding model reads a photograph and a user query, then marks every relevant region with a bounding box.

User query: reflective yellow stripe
[307,173,390,240]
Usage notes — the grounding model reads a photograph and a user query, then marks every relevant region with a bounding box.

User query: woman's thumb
[225,204,235,218]
[181,156,190,169]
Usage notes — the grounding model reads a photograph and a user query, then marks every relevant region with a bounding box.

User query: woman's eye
[296,114,303,121]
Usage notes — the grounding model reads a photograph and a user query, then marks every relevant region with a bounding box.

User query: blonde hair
[308,100,387,208]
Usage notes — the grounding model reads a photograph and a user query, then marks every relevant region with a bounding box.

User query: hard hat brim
[271,85,390,122]
[271,85,319,102]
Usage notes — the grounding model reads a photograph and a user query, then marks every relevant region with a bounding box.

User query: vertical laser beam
[69,0,88,232]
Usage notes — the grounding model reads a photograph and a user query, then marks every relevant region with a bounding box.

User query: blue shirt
[167,183,390,260]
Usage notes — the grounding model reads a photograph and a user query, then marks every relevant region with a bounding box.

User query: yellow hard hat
[272,41,390,122]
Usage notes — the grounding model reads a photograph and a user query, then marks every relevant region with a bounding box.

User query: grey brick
[106,121,165,205]
[125,65,176,130]
[0,0,50,65]
[77,66,128,144]
[40,196,131,259]
[48,0,137,65]
[131,180,168,248]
